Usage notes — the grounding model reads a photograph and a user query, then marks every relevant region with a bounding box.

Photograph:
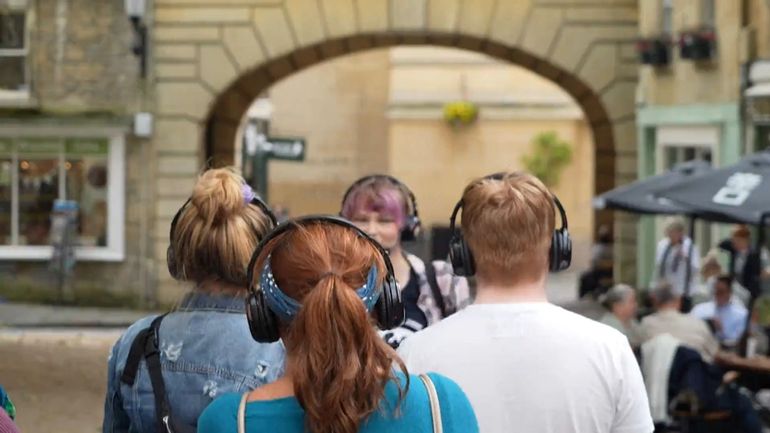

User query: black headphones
[340,174,422,241]
[244,215,405,343]
[166,195,278,280]
[448,173,572,277]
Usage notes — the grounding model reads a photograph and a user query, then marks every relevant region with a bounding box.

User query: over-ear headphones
[340,175,422,241]
[166,194,278,280]
[244,215,405,343]
[448,173,572,276]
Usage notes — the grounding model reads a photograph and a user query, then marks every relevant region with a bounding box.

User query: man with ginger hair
[398,172,653,433]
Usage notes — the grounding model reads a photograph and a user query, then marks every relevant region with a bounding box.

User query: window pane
[18,158,59,245]
[0,159,11,245]
[65,139,109,247]
[0,13,25,49]
[0,55,26,91]
[17,140,61,246]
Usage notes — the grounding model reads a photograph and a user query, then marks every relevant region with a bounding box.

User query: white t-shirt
[398,303,653,433]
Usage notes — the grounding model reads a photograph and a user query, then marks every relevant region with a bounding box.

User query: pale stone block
[156,176,195,198]
[155,44,197,61]
[156,198,187,220]
[457,0,496,37]
[565,6,638,23]
[600,81,636,121]
[320,0,357,37]
[551,26,637,73]
[355,0,388,32]
[155,119,201,153]
[391,0,426,31]
[199,45,239,93]
[427,0,460,32]
[577,44,618,92]
[285,0,326,45]
[156,82,212,119]
[157,155,200,176]
[155,7,251,23]
[612,119,637,153]
[520,8,564,58]
[253,7,297,57]
[157,63,197,79]
[222,26,266,70]
[488,0,531,46]
[617,150,639,176]
[155,26,220,43]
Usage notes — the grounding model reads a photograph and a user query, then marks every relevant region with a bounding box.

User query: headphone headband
[448,172,571,276]
[340,174,420,220]
[169,194,278,242]
[246,215,395,297]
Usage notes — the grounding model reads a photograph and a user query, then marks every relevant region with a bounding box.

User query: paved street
[0,266,602,433]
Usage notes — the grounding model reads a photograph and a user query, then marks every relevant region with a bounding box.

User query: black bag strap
[425,263,448,318]
[120,314,195,433]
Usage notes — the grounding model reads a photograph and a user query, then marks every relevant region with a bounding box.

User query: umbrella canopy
[655,151,770,225]
[593,159,712,215]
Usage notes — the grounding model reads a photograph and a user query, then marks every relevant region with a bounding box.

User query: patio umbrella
[654,151,770,226]
[593,159,712,312]
[593,159,712,215]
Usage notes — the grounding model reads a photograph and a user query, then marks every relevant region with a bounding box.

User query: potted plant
[443,101,479,128]
[521,131,573,187]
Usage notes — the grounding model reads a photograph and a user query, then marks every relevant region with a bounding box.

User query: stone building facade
[0,0,641,305]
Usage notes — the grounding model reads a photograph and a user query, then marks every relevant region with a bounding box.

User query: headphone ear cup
[449,234,475,277]
[549,229,572,272]
[245,291,281,343]
[375,275,404,330]
[166,246,178,279]
[400,216,421,242]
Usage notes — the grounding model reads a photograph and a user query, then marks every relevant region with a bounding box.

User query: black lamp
[125,0,147,78]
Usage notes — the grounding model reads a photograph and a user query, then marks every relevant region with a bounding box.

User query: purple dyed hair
[341,181,407,228]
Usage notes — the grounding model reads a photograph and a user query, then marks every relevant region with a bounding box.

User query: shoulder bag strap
[425,264,448,318]
[419,374,443,433]
[237,392,249,433]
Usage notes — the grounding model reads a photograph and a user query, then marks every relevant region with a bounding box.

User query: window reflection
[66,158,108,247]
[18,158,58,245]
[0,160,11,245]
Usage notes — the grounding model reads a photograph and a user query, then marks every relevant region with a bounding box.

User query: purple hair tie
[241,184,256,206]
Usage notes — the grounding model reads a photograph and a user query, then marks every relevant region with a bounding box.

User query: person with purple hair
[340,175,472,348]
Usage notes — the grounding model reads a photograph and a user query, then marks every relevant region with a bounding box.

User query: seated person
[640,283,720,363]
[691,275,748,348]
[599,284,643,348]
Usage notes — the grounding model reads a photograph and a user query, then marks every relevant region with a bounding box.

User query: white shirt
[398,303,653,433]
[653,237,700,296]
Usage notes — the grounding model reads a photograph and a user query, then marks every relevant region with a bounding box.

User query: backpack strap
[425,263,448,319]
[120,314,195,433]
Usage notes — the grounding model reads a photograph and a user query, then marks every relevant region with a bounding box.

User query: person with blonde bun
[103,168,285,433]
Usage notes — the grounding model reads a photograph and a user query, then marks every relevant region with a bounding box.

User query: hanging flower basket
[443,101,479,128]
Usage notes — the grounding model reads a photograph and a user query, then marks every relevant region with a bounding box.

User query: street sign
[265,137,305,161]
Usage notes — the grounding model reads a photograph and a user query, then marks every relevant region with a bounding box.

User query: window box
[679,28,717,61]
[636,37,671,67]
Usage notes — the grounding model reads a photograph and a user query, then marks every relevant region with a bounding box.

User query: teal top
[198,372,478,433]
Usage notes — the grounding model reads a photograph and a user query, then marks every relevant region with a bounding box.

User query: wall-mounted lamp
[125,0,147,78]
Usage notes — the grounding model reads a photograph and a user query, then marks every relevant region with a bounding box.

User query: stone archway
[151,0,639,296]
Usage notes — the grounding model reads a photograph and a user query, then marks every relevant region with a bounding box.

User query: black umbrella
[593,159,712,215]
[655,151,770,225]
[592,159,711,313]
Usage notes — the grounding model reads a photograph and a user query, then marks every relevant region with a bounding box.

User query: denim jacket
[102,292,285,433]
